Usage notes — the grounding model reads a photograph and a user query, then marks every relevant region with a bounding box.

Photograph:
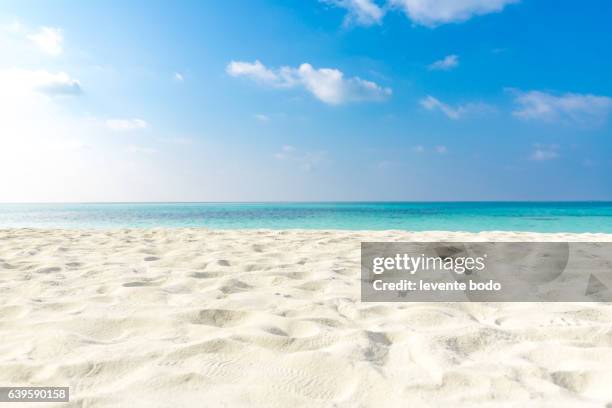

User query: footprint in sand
[36,267,61,274]
[188,309,248,327]
[66,262,82,268]
[123,280,160,287]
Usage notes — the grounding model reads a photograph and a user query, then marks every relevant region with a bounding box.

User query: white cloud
[106,118,149,131]
[389,0,518,27]
[27,26,63,56]
[530,144,559,161]
[421,96,460,119]
[0,65,186,202]
[511,90,612,125]
[298,63,391,104]
[411,144,447,154]
[0,68,81,97]
[227,60,279,83]
[1,20,24,34]
[435,145,448,154]
[0,68,109,202]
[253,113,270,122]
[327,0,517,27]
[274,145,296,160]
[174,72,184,82]
[530,149,558,161]
[324,0,385,26]
[0,69,82,150]
[420,95,491,119]
[34,72,81,95]
[227,60,391,105]
[428,54,459,71]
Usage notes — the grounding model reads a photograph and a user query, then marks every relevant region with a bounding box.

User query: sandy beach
[1,228,612,407]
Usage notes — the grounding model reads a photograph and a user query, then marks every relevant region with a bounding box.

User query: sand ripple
[0,228,611,407]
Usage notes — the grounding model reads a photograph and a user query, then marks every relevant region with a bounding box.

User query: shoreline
[3,227,612,236]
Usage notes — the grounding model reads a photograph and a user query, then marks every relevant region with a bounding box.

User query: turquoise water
[0,202,611,232]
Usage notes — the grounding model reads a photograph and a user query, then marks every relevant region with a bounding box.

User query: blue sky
[1,0,611,201]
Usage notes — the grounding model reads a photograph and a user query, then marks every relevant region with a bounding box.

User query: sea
[0,202,611,232]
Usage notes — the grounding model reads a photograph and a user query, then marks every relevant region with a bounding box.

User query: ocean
[1,202,611,232]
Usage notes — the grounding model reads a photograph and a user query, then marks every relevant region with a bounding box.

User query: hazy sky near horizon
[1,0,611,202]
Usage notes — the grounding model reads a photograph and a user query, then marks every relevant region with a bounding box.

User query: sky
[0,0,611,202]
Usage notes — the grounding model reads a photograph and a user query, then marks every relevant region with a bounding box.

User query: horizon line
[1,200,612,205]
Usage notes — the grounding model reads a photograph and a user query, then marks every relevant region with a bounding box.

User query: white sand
[1,228,612,407]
